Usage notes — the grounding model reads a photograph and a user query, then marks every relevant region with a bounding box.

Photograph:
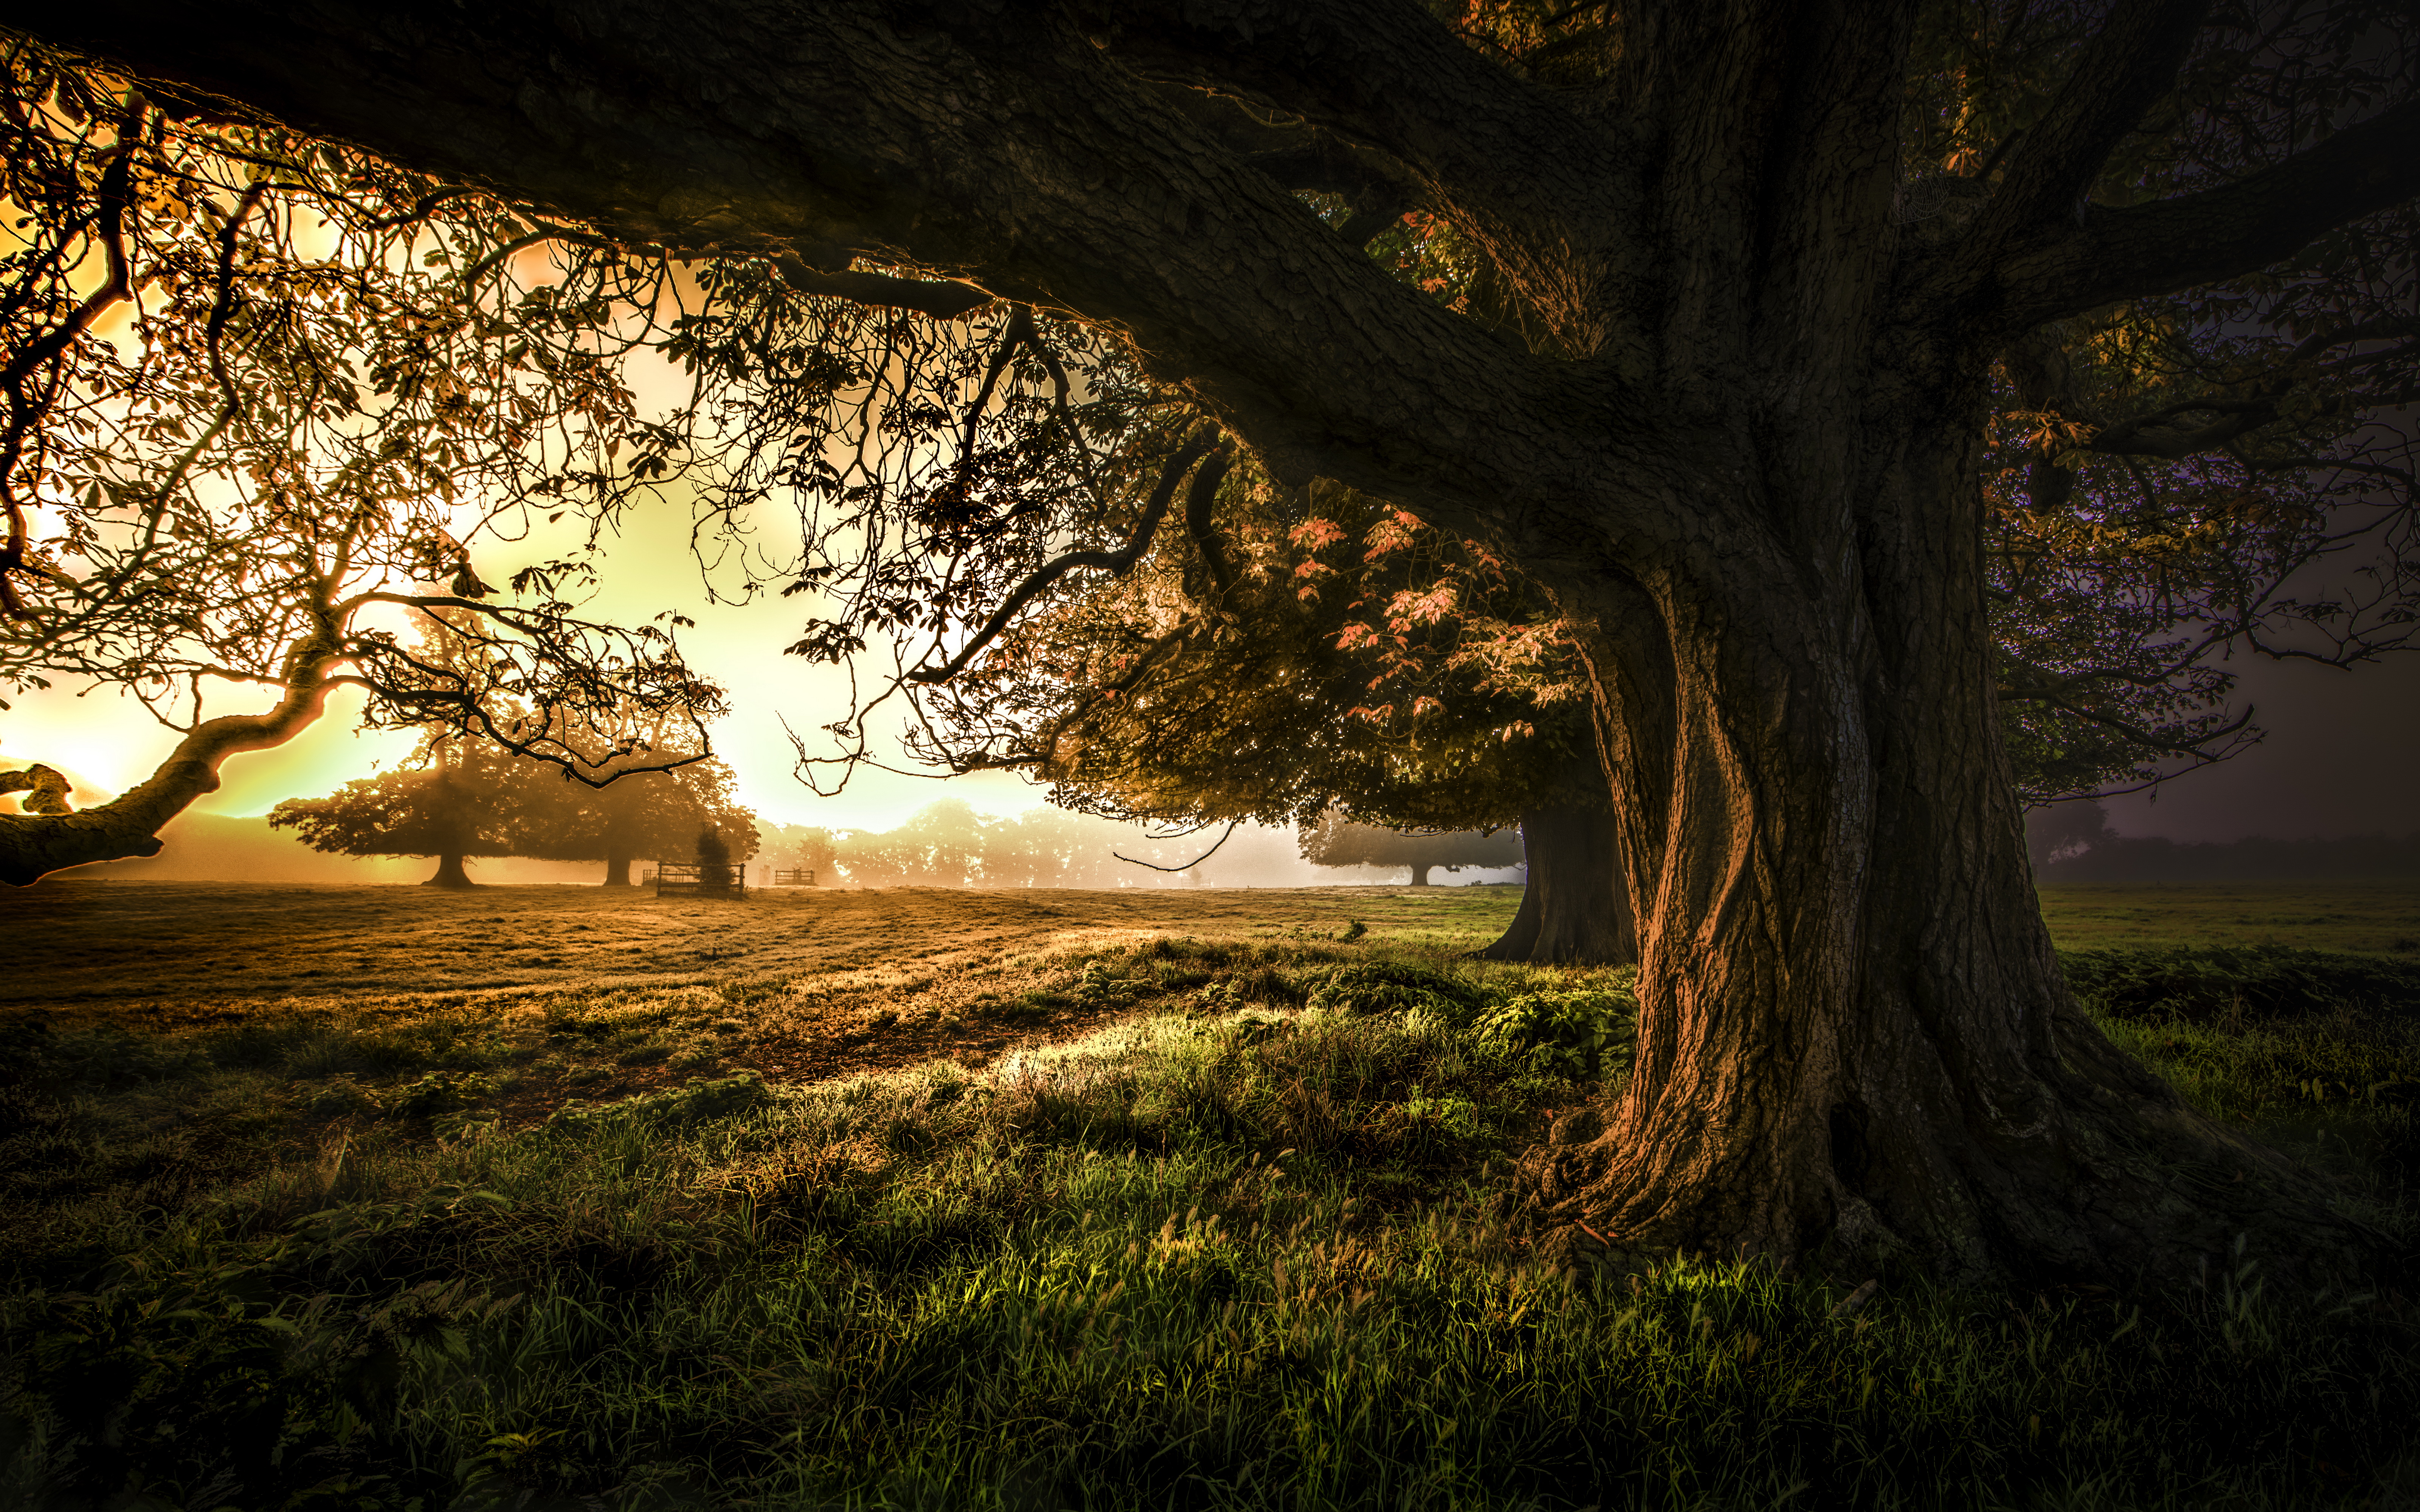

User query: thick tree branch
[773,254,992,319]
[1105,0,1614,240]
[0,764,74,815]
[0,2,1664,562]
[1152,92,1427,243]
[1183,445,1241,595]
[1986,95,2420,330]
[2083,398,2285,460]
[1956,0,2210,266]
[0,660,344,885]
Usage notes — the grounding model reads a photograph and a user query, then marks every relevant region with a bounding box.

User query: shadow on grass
[0,943,2415,1509]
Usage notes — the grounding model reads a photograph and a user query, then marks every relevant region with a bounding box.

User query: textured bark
[1516,804,1635,965]
[1526,396,2375,1285]
[1486,738,1635,966]
[602,854,634,886]
[425,852,474,888]
[18,0,2414,1283]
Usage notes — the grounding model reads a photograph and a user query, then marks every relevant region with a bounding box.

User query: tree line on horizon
[2027,803,2420,885]
[257,755,1527,891]
[769,799,1522,891]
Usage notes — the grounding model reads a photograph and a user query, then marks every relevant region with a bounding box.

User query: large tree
[268,736,522,887]
[926,471,1635,959]
[1297,810,1523,889]
[514,750,761,886]
[506,706,761,885]
[13,0,2420,1285]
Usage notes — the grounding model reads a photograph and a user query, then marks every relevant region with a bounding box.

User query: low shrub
[1474,985,1638,1080]
[388,1068,495,1119]
[1297,959,1489,1022]
[550,1071,768,1134]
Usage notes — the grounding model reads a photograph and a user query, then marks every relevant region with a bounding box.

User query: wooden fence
[771,868,816,886]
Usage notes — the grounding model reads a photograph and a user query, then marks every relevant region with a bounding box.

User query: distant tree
[828,798,994,888]
[1298,810,1522,889]
[512,743,758,886]
[2039,830,2420,885]
[268,737,519,888]
[334,616,755,887]
[266,616,757,884]
[759,824,836,886]
[2026,801,2124,872]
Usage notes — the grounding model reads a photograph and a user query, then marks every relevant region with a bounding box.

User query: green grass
[3,927,2418,1509]
[2037,883,2420,956]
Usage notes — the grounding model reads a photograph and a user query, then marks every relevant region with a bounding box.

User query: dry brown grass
[0,880,1523,1101]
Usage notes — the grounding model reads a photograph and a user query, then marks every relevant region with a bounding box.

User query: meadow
[2,880,2417,1510]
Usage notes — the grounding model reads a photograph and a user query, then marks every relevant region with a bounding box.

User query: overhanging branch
[774,255,993,319]
[904,425,1221,685]
[1988,95,2420,330]
[1956,0,2211,273]
[1115,819,1239,872]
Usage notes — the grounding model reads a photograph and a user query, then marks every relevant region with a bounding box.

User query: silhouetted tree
[268,738,518,888]
[1298,810,1521,888]
[514,745,758,886]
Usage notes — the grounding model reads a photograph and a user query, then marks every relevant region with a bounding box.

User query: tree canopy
[268,736,523,888]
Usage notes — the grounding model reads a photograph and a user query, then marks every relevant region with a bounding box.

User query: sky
[2,486,1053,836]
[2096,649,2420,841]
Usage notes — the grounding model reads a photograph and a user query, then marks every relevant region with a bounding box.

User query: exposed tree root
[1507,1011,2398,1294]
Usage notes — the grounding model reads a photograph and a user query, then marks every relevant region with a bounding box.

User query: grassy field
[2038,883,2420,955]
[2,880,2417,1510]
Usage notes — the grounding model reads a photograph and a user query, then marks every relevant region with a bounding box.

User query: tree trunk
[425,852,474,888]
[602,854,633,886]
[1407,862,1432,887]
[1485,805,1634,965]
[1522,418,2373,1287]
[1481,874,1542,961]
